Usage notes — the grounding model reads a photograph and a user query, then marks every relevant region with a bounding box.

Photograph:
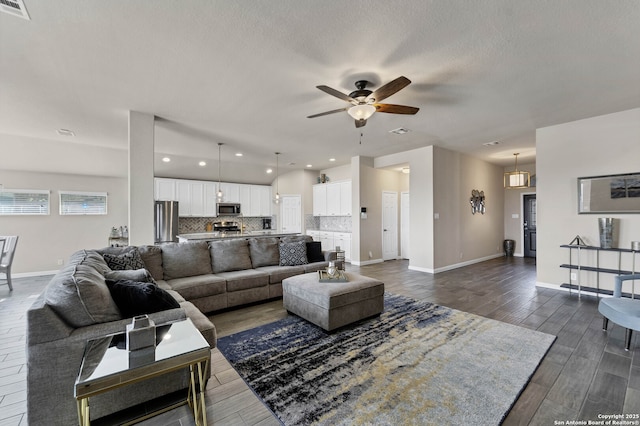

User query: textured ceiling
[1,1,639,184]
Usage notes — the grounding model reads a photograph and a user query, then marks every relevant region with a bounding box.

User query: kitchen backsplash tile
[305,215,352,232]
[179,216,273,234]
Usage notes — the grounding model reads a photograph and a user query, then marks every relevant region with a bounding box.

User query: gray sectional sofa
[27,234,330,425]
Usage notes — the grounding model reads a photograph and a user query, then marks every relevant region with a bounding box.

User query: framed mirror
[578,172,640,214]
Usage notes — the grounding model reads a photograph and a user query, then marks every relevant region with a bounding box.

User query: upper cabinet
[313,181,352,216]
[313,184,327,216]
[154,178,270,217]
[155,178,177,201]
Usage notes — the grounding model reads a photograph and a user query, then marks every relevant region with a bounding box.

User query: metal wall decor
[470,189,486,215]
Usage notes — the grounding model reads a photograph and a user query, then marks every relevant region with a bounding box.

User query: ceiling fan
[307,76,419,128]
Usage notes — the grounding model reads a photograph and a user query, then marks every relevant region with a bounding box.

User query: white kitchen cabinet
[176,180,192,216]
[326,183,341,216]
[319,231,335,252]
[334,232,352,261]
[154,178,177,201]
[339,181,352,216]
[189,181,205,217]
[219,182,240,203]
[313,181,351,216]
[203,182,217,216]
[312,184,327,216]
[306,230,320,241]
[239,184,252,215]
[253,185,271,216]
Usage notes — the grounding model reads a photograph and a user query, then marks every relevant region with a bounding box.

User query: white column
[128,111,155,245]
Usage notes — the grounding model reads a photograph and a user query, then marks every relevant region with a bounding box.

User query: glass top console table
[74,318,210,426]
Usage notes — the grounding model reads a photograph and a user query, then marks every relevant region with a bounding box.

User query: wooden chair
[599,273,640,350]
[0,236,19,291]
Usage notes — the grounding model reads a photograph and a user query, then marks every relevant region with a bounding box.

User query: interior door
[382,191,398,260]
[523,194,537,258]
[280,195,301,234]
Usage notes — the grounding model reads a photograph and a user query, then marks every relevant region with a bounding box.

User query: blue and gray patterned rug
[217,293,555,425]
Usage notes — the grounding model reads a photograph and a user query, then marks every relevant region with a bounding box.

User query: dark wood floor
[2,257,639,425]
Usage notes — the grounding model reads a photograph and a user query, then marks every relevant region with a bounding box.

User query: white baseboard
[433,253,504,274]
[408,265,435,274]
[350,258,383,266]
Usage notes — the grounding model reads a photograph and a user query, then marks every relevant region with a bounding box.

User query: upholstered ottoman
[282,272,384,331]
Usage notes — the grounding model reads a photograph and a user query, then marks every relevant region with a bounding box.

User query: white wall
[0,170,128,274]
[537,108,640,292]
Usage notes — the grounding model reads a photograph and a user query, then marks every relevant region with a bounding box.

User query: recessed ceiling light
[162,157,171,163]
[266,168,273,174]
[329,158,336,162]
[235,153,243,157]
[57,128,75,137]
[306,164,313,168]
[389,127,409,135]
[483,140,500,146]
[199,161,206,167]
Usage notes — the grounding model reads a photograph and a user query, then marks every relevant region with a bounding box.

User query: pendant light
[216,143,224,202]
[274,152,280,204]
[504,153,530,189]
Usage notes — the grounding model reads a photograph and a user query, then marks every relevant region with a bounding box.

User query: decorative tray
[318,270,348,283]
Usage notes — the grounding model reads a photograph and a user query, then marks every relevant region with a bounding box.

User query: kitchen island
[177,231,299,242]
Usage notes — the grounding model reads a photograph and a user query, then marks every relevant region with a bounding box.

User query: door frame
[382,191,398,261]
[520,191,537,258]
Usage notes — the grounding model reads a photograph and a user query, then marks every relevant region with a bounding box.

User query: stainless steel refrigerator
[154,201,179,243]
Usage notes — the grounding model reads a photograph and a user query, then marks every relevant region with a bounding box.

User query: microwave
[217,203,241,216]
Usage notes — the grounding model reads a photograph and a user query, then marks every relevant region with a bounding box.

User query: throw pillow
[104,268,156,284]
[102,249,146,271]
[306,241,325,263]
[106,279,180,318]
[279,241,308,266]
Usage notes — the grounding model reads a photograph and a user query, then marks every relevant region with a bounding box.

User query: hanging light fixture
[216,143,224,202]
[504,153,530,189]
[274,152,280,204]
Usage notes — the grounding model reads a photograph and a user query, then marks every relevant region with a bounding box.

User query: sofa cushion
[166,275,227,300]
[137,245,164,281]
[104,268,155,284]
[106,279,180,318]
[45,250,122,327]
[306,241,324,263]
[209,239,253,273]
[216,270,269,292]
[161,242,212,280]
[255,265,306,284]
[102,249,146,271]
[248,237,280,268]
[280,241,308,266]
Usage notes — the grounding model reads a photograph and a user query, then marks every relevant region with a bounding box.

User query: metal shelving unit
[560,245,638,298]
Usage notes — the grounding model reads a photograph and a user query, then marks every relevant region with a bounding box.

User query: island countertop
[177,232,299,242]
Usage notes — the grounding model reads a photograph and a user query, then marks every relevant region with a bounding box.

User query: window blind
[59,191,108,215]
[0,189,50,215]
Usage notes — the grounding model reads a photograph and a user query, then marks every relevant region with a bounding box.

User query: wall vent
[0,0,30,20]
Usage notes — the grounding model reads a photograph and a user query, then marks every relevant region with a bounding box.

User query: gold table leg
[77,398,90,426]
[188,360,209,426]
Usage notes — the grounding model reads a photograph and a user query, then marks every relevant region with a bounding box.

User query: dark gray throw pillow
[306,241,324,263]
[102,249,146,271]
[106,279,180,318]
[104,268,155,284]
[279,241,308,266]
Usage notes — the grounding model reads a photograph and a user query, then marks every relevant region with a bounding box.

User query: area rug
[217,293,555,425]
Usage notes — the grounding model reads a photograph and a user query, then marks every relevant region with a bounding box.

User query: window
[59,191,108,215]
[0,189,50,215]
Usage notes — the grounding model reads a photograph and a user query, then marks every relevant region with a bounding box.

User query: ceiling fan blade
[355,119,367,128]
[316,85,356,103]
[307,107,349,119]
[374,103,420,114]
[371,76,411,102]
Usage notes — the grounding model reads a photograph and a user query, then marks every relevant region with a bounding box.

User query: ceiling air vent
[0,0,30,20]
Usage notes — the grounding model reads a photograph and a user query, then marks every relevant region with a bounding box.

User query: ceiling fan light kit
[308,76,419,128]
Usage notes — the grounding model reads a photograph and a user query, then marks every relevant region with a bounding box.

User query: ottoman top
[283,272,384,309]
